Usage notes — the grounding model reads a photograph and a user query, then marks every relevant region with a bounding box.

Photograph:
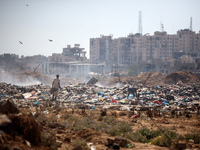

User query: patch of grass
[94,116,133,136]
[125,127,180,148]
[70,116,133,137]
[124,127,161,143]
[150,127,179,147]
[41,131,59,150]
[72,138,90,150]
[102,116,118,124]
[67,115,79,123]
[61,115,80,129]
[61,113,70,120]
[74,117,96,130]
[125,131,149,143]
[185,130,200,144]
[137,127,161,141]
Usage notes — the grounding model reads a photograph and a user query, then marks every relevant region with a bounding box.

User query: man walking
[52,74,61,101]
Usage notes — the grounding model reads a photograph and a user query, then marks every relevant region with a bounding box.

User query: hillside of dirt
[2,107,197,150]
[107,72,166,87]
[106,71,200,87]
[165,71,200,85]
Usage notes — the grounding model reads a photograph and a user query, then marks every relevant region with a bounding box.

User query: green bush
[150,127,179,147]
[136,127,160,140]
[125,127,180,147]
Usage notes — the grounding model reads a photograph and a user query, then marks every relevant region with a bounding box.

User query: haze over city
[0,0,200,58]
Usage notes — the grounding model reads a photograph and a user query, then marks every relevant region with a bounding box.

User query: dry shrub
[61,113,70,120]
[9,114,42,145]
[100,109,107,116]
[111,111,117,118]
[72,138,90,150]
[41,130,57,149]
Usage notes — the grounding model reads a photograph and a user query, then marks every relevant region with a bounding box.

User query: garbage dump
[0,70,200,149]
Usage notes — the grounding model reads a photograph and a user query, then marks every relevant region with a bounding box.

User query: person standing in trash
[52,74,61,101]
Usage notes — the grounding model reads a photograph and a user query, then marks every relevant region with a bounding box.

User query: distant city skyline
[0,0,200,58]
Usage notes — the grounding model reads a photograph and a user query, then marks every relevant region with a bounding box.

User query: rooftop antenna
[190,17,192,31]
[160,16,164,32]
[138,11,142,35]
[161,23,164,32]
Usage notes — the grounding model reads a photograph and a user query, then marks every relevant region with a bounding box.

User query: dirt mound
[14,71,52,85]
[165,71,200,85]
[0,114,47,149]
[134,72,166,86]
[64,128,103,143]
[9,114,42,145]
[108,72,166,86]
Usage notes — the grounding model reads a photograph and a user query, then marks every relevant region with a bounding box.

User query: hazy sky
[0,0,200,58]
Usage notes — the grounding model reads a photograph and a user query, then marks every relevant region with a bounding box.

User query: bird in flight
[19,41,23,44]
[49,39,53,42]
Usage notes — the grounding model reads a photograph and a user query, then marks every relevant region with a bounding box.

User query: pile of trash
[0,71,200,149]
[0,73,199,115]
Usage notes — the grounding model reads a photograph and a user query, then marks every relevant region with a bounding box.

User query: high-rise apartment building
[151,31,176,59]
[177,29,196,54]
[90,35,113,64]
[116,36,133,65]
[90,29,200,72]
[131,33,149,63]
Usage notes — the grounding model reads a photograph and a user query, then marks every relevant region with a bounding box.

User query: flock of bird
[18,4,53,45]
[19,39,53,45]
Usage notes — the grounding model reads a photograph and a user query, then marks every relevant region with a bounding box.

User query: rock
[112,144,120,149]
[107,138,115,146]
[115,137,130,147]
[25,140,31,147]
[189,139,194,143]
